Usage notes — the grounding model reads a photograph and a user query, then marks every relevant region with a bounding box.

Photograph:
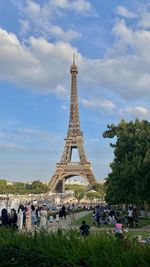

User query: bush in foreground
[0,227,150,267]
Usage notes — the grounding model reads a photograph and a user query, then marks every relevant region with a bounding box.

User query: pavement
[46,210,91,232]
[45,210,150,233]
[20,210,150,233]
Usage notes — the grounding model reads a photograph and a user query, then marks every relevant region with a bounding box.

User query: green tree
[0,179,7,186]
[103,119,150,205]
[0,179,8,194]
[92,183,106,199]
[86,192,101,202]
[31,180,48,193]
[74,188,85,203]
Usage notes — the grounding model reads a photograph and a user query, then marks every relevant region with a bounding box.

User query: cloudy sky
[0,0,150,182]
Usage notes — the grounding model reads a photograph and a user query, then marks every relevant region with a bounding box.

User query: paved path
[47,210,91,232]
[52,211,150,231]
[35,210,150,233]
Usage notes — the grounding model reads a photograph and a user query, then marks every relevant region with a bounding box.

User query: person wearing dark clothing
[80,220,90,236]
[61,205,66,219]
[133,208,139,227]
[59,208,63,219]
[8,208,18,228]
[1,208,8,226]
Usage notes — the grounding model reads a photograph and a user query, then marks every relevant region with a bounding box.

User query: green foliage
[0,179,48,194]
[74,188,85,203]
[103,119,150,205]
[0,179,7,186]
[86,191,101,201]
[91,183,106,200]
[92,182,106,194]
[0,227,150,266]
[65,184,86,191]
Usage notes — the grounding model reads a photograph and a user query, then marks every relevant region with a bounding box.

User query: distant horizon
[0,176,105,184]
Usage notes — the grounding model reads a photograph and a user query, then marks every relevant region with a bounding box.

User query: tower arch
[48,57,97,192]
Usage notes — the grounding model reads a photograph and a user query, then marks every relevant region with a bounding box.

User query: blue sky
[0,0,150,182]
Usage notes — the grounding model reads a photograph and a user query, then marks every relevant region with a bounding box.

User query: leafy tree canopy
[103,119,150,205]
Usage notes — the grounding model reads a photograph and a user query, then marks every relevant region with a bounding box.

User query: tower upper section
[67,55,82,138]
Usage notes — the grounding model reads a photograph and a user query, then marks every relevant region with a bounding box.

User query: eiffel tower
[48,56,97,192]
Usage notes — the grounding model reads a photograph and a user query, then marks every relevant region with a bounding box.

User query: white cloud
[139,12,150,29]
[53,84,68,99]
[19,19,31,35]
[0,122,63,151]
[115,5,137,19]
[0,28,76,96]
[2,3,150,102]
[12,0,86,40]
[50,25,81,41]
[49,0,94,15]
[119,106,149,119]
[81,17,150,100]
[80,97,115,111]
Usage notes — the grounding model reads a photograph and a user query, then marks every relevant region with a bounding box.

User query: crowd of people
[0,203,140,239]
[91,205,139,230]
[0,203,50,230]
[0,203,77,230]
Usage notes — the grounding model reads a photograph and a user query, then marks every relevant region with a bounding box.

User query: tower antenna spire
[73,53,76,65]
[48,59,97,192]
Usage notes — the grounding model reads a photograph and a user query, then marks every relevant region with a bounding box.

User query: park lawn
[136,217,150,228]
[126,230,150,240]
[73,212,150,241]
[73,212,150,229]
[73,211,93,226]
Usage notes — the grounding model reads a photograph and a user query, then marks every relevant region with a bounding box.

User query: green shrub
[0,227,150,267]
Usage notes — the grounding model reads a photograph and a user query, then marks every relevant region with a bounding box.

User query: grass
[1,227,150,267]
[126,231,150,240]
[73,212,93,226]
[73,212,150,228]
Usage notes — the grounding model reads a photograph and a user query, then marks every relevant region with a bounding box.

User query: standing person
[39,205,48,229]
[17,208,23,230]
[31,205,37,227]
[128,207,134,228]
[70,203,75,223]
[25,206,32,230]
[95,205,101,227]
[133,208,139,227]
[91,211,96,226]
[8,209,18,228]
[59,208,63,220]
[1,208,8,226]
[61,204,66,219]
[36,206,41,226]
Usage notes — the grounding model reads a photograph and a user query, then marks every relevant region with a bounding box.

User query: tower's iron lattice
[48,57,97,192]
